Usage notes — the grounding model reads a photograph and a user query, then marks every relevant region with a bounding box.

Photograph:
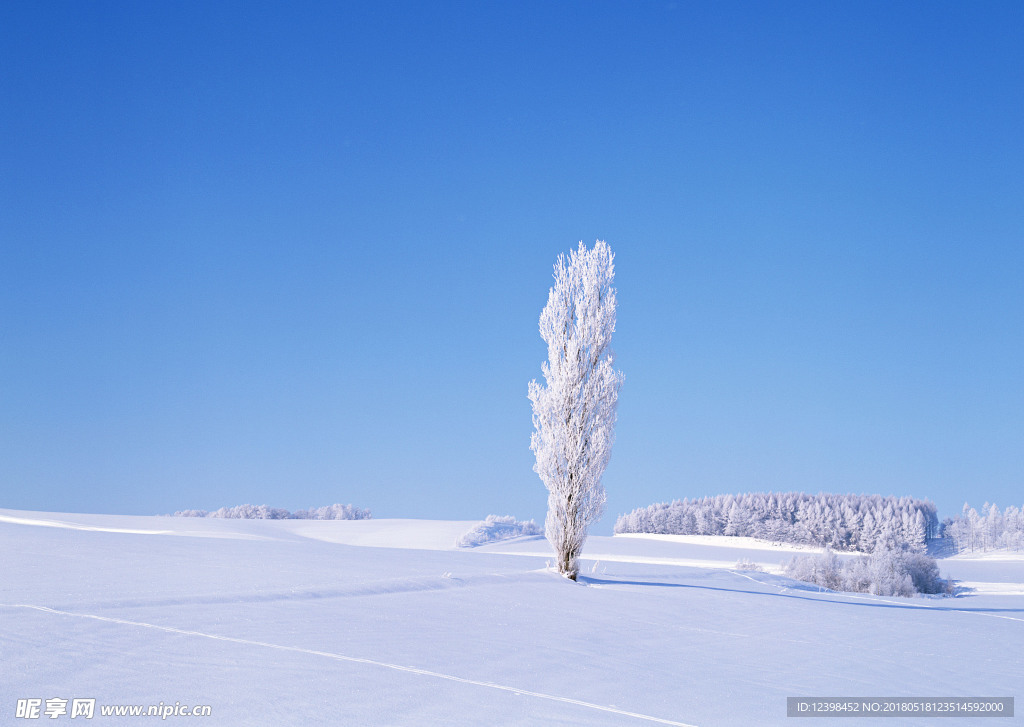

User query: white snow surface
[2,508,1022,726]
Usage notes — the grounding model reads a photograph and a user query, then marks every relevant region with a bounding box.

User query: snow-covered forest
[941,503,1024,553]
[615,492,939,552]
[173,503,371,520]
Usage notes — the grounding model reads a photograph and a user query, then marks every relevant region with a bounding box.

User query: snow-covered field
[2,509,1021,726]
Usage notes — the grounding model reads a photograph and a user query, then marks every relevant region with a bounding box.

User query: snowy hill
[2,509,1021,726]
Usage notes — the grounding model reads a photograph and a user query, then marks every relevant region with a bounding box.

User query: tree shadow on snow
[577,575,1024,614]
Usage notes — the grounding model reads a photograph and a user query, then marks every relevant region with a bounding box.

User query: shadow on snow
[578,575,1024,614]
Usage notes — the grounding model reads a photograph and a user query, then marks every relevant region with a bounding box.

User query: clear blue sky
[2,1,1022,532]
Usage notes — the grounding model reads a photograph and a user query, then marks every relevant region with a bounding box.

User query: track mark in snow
[3,603,699,727]
[54,572,519,612]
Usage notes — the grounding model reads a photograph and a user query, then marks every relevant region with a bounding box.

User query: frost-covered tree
[724,503,749,537]
[528,240,624,580]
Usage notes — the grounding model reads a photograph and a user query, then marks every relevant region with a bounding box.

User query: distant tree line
[173,503,371,520]
[941,503,1024,553]
[615,492,939,552]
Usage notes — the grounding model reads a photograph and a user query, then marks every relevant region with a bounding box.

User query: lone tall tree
[528,240,624,580]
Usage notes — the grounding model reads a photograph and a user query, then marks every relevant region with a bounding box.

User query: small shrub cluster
[456,515,542,548]
[784,546,949,597]
[734,559,764,572]
[173,503,371,520]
